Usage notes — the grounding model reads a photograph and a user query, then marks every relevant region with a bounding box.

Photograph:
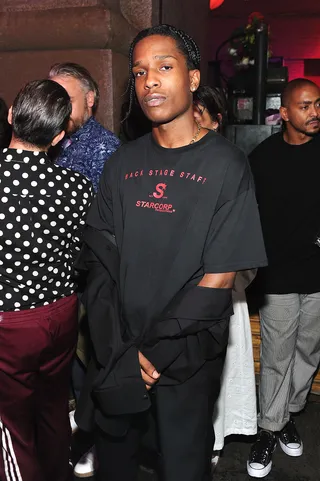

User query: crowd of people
[0,22,320,481]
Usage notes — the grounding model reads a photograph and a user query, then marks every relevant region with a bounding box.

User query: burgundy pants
[0,294,78,481]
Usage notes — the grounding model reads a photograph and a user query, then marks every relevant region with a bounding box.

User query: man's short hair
[48,62,100,114]
[12,79,71,149]
[281,78,318,107]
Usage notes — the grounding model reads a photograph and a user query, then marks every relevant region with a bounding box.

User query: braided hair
[122,24,201,123]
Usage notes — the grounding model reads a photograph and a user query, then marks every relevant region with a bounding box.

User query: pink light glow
[210,0,224,10]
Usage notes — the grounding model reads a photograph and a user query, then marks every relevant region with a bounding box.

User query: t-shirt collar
[150,129,215,154]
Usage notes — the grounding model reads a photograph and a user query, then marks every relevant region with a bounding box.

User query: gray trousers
[258,293,320,432]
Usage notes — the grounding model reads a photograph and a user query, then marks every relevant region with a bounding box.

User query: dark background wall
[160,0,211,81]
[1,0,320,133]
[0,0,213,134]
[0,0,148,133]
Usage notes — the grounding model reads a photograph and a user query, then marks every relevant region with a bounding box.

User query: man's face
[50,75,92,135]
[281,84,320,137]
[132,35,199,125]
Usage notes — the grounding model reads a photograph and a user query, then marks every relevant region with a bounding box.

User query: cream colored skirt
[213,290,257,451]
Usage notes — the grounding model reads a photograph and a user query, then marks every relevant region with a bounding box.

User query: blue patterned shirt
[56,116,120,192]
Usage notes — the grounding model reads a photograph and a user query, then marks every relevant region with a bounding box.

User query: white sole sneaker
[74,449,96,478]
[74,472,94,478]
[279,439,303,457]
[247,459,272,478]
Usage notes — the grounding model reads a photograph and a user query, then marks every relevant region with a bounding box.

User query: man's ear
[280,106,289,122]
[7,106,13,125]
[51,130,65,147]
[86,90,95,109]
[189,69,200,93]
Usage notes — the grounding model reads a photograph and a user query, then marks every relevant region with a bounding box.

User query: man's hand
[138,351,161,390]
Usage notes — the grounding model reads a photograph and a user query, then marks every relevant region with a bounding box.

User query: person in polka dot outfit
[0,79,93,481]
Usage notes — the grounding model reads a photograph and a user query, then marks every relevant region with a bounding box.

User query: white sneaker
[74,448,96,478]
[69,410,78,435]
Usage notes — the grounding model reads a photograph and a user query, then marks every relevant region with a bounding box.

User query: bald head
[280,78,320,141]
[281,78,318,107]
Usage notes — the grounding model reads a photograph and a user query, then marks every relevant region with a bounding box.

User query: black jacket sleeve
[75,227,151,434]
[140,285,233,381]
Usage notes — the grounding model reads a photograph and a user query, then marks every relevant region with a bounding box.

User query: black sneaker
[247,430,277,478]
[279,417,303,457]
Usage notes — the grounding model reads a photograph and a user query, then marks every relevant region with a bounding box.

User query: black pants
[72,355,87,402]
[95,354,225,481]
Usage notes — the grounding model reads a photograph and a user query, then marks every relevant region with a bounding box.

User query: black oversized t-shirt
[250,132,320,294]
[87,131,267,337]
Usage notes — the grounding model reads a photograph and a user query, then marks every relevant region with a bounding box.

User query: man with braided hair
[78,24,267,481]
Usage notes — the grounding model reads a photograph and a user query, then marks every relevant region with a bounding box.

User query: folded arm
[139,272,235,388]
[198,272,235,289]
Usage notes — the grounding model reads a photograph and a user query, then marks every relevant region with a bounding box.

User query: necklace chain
[189,120,202,144]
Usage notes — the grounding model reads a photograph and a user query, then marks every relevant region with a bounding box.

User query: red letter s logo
[152,183,167,199]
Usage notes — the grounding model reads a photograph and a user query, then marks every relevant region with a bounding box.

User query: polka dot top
[0,148,94,311]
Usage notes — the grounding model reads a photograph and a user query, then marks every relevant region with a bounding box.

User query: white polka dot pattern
[0,148,93,311]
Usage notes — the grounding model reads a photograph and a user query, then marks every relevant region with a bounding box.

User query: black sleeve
[203,153,267,273]
[140,284,233,374]
[70,180,95,264]
[86,151,120,235]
